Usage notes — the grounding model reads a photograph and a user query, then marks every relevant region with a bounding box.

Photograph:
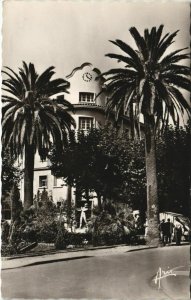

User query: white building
[20,63,110,210]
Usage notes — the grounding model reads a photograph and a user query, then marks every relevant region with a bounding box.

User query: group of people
[159,218,183,245]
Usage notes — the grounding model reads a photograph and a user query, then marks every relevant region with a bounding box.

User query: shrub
[1,220,10,244]
[55,227,67,250]
[35,221,58,243]
[1,243,18,256]
[95,223,125,246]
[21,224,37,243]
[65,232,92,247]
[55,229,92,249]
[88,211,125,246]
[1,220,23,256]
[88,208,143,246]
[34,202,58,243]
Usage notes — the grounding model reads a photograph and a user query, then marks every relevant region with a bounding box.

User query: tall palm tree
[101,25,191,245]
[2,62,75,210]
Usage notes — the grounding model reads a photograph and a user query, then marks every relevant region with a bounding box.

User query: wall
[66,63,106,107]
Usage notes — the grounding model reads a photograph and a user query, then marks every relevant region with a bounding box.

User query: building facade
[20,63,108,211]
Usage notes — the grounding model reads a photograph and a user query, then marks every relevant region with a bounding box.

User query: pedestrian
[174,223,182,245]
[165,218,174,245]
[159,219,166,244]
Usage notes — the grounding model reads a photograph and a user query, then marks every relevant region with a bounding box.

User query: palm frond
[162,64,190,76]
[105,53,138,71]
[156,30,179,61]
[28,63,38,89]
[2,70,23,91]
[164,74,191,92]
[124,89,135,112]
[3,105,19,121]
[36,66,55,88]
[129,27,148,60]
[3,66,23,83]
[155,25,164,46]
[2,80,22,97]
[160,48,189,66]
[22,61,29,77]
[19,68,30,91]
[111,39,143,70]
[101,68,137,77]
[168,86,191,114]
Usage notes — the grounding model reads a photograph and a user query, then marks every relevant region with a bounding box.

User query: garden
[2,123,190,257]
[1,188,147,257]
[1,25,191,255]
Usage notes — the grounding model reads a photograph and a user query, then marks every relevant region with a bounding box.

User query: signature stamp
[154,267,177,289]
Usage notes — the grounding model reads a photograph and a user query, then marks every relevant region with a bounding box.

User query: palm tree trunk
[97,194,102,211]
[66,185,72,225]
[144,115,159,246]
[10,183,20,221]
[24,143,35,210]
[85,188,89,203]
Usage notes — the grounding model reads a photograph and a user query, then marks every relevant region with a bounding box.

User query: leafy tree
[2,62,75,209]
[1,148,22,197]
[50,127,125,211]
[7,184,23,250]
[121,140,146,216]
[10,183,23,222]
[117,124,191,217]
[157,124,191,216]
[98,125,146,212]
[1,149,22,221]
[50,123,190,227]
[50,125,147,218]
[101,25,191,245]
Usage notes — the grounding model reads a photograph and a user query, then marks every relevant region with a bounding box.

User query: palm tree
[101,25,191,245]
[2,62,75,210]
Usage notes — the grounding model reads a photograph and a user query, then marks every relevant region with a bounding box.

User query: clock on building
[82,72,92,82]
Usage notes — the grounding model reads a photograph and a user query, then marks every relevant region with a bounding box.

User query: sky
[2,0,190,79]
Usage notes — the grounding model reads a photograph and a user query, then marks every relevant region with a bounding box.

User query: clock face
[82,72,92,82]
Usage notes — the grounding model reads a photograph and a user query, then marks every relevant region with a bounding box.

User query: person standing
[159,219,166,244]
[174,223,182,245]
[165,218,174,244]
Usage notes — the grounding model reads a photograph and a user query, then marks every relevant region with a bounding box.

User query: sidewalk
[2,242,189,271]
[1,244,155,270]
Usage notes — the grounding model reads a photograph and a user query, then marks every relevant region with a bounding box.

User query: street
[2,245,190,299]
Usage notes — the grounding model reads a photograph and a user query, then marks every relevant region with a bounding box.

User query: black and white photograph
[1,0,191,299]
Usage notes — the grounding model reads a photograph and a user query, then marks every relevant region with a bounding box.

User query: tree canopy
[101,25,191,245]
[2,62,75,208]
[2,62,75,159]
[102,25,191,134]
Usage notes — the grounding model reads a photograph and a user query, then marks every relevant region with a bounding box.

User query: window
[79,92,95,103]
[79,117,94,130]
[53,176,63,187]
[39,176,48,188]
